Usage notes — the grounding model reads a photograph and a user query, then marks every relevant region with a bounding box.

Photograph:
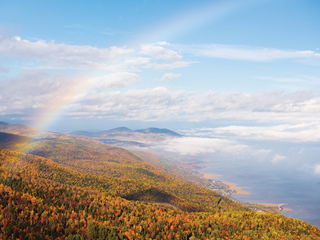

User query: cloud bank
[68,89,320,124]
[4,75,320,139]
[155,137,270,157]
[178,44,320,61]
[211,122,320,142]
[0,35,132,69]
[140,42,182,61]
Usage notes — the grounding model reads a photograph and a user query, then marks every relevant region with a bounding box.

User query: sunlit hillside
[0,147,320,239]
[0,122,320,239]
[0,129,244,213]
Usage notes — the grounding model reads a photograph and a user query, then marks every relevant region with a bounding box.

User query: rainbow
[29,76,90,132]
[16,75,90,153]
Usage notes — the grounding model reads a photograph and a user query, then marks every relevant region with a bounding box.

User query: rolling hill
[0,121,38,137]
[1,156,319,239]
[0,121,319,239]
[0,130,243,212]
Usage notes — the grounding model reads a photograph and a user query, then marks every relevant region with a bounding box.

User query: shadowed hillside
[0,132,31,150]
[0,121,38,137]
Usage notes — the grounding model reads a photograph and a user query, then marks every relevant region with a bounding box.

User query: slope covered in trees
[0,132,31,151]
[0,135,245,213]
[0,122,320,239]
[0,121,38,137]
[0,148,320,239]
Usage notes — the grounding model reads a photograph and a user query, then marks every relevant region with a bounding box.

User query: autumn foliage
[4,135,246,212]
[0,131,319,239]
[1,168,320,239]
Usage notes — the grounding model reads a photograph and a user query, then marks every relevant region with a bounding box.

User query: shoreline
[220,181,250,195]
[201,173,221,179]
[199,171,292,214]
[201,172,249,195]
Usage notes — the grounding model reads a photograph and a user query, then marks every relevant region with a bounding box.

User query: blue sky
[1,0,320,153]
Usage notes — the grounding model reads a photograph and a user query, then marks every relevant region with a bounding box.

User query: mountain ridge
[68,126,181,137]
[136,127,181,137]
[68,126,182,144]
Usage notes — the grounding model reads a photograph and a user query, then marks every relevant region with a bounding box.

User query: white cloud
[154,73,181,82]
[159,137,248,155]
[4,71,320,144]
[140,42,182,61]
[0,70,138,116]
[146,61,195,69]
[185,90,320,115]
[155,137,268,157]
[61,89,320,136]
[90,72,138,89]
[314,164,320,175]
[125,57,150,65]
[0,70,87,115]
[0,35,133,69]
[155,41,170,46]
[209,122,320,142]
[178,43,320,61]
[271,154,286,164]
[70,86,190,120]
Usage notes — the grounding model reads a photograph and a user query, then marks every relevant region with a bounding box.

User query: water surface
[202,158,320,227]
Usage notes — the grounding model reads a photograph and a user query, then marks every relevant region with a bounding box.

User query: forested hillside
[0,133,245,212]
[0,122,319,239]
[1,148,320,239]
[0,121,38,137]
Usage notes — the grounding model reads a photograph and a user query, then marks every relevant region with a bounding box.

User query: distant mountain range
[69,127,181,137]
[0,121,182,148]
[0,121,181,138]
[136,127,181,137]
[68,126,182,144]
